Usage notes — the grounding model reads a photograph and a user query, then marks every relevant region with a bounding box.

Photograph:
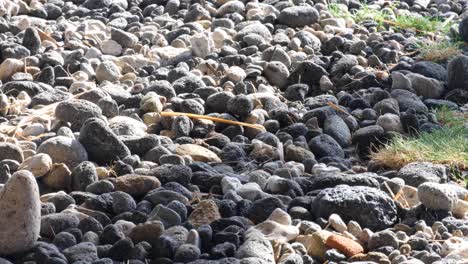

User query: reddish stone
[326,234,364,257]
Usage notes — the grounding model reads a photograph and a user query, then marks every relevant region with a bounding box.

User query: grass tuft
[371,107,467,170]
[415,40,463,63]
[328,3,455,36]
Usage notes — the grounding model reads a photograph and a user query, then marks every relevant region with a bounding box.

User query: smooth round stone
[0,170,41,255]
[418,182,458,211]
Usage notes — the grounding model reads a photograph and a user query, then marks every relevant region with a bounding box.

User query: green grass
[371,107,468,171]
[327,3,455,36]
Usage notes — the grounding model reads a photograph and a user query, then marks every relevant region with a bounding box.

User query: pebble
[19,153,52,178]
[418,182,458,211]
[0,170,40,255]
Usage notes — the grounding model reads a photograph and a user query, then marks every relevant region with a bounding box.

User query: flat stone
[175,144,221,163]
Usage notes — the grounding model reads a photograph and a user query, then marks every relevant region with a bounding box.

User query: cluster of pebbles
[0,0,467,263]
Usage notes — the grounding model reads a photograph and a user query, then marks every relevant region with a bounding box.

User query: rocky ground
[0,0,467,263]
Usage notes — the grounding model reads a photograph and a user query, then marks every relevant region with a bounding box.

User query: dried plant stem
[160,111,266,131]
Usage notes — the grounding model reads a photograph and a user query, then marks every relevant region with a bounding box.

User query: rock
[328,214,347,233]
[175,144,221,162]
[62,242,98,263]
[296,230,332,259]
[311,185,398,231]
[264,61,289,88]
[367,230,399,250]
[79,118,131,165]
[38,136,88,169]
[151,46,192,66]
[55,99,102,129]
[458,16,468,42]
[376,113,403,133]
[23,27,41,55]
[308,134,344,159]
[352,125,385,154]
[129,220,165,245]
[109,116,147,136]
[0,142,24,163]
[100,40,122,56]
[326,234,364,257]
[248,209,299,242]
[111,29,138,48]
[236,235,275,264]
[71,161,97,192]
[174,244,201,263]
[0,170,40,255]
[407,73,445,99]
[391,71,413,91]
[189,199,221,227]
[0,59,24,82]
[149,204,181,228]
[42,163,72,190]
[323,115,351,147]
[412,61,447,82]
[397,162,448,187]
[112,174,161,197]
[41,213,80,238]
[237,22,272,42]
[190,33,213,59]
[247,196,286,224]
[96,60,120,83]
[418,182,458,211]
[19,153,52,178]
[391,89,428,113]
[447,55,468,91]
[226,66,247,83]
[278,6,319,27]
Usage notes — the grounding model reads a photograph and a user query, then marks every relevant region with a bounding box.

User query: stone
[323,115,351,147]
[458,16,468,42]
[236,235,275,264]
[329,214,347,233]
[412,61,447,82]
[376,113,403,133]
[398,162,448,187]
[100,40,122,56]
[326,234,364,257]
[311,185,398,231]
[38,136,88,169]
[129,220,165,245]
[264,61,289,88]
[112,174,161,197]
[226,66,246,83]
[368,230,399,250]
[0,170,40,255]
[0,142,24,163]
[391,71,413,91]
[278,6,319,27]
[190,33,213,59]
[96,60,120,83]
[296,230,332,259]
[0,59,24,82]
[111,29,138,48]
[152,46,192,66]
[407,73,445,99]
[109,116,147,136]
[23,27,41,55]
[189,199,221,228]
[19,153,52,178]
[55,99,102,129]
[308,134,345,159]
[175,144,221,162]
[79,118,131,165]
[62,242,98,263]
[447,54,468,92]
[391,89,428,113]
[418,182,458,211]
[42,163,72,190]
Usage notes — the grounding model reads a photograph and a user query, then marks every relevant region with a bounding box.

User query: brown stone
[326,234,364,257]
[112,174,161,196]
[175,144,221,162]
[188,199,221,227]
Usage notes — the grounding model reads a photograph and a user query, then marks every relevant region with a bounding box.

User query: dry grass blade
[160,111,266,131]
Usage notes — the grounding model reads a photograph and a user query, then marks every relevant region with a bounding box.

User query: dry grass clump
[416,40,463,62]
[371,107,468,170]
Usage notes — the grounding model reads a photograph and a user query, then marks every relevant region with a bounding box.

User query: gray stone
[323,115,351,147]
[418,182,458,211]
[96,61,120,83]
[55,99,102,129]
[0,170,41,255]
[407,73,445,99]
[236,235,275,264]
[447,55,468,91]
[79,118,131,165]
[391,89,428,114]
[71,161,98,191]
[37,136,88,169]
[278,6,319,28]
[0,143,23,163]
[311,185,398,231]
[368,230,399,250]
[63,242,99,263]
[398,162,448,187]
